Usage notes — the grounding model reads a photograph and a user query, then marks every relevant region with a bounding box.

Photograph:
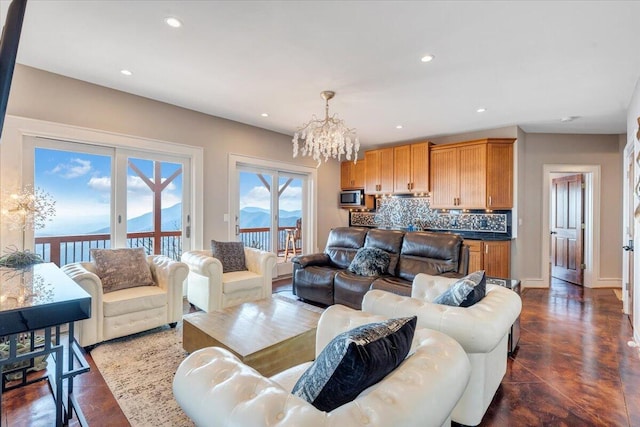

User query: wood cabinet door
[364,150,380,194]
[487,142,513,208]
[340,161,353,189]
[484,240,511,278]
[430,147,458,208]
[353,159,366,188]
[378,147,395,193]
[393,145,411,193]
[458,144,486,208]
[410,142,430,193]
[465,240,483,273]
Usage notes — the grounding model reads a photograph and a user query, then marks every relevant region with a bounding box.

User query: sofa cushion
[348,247,390,276]
[363,229,404,275]
[396,231,463,281]
[222,270,263,293]
[211,240,247,273]
[370,276,412,297]
[291,316,417,412]
[433,270,486,307]
[325,227,369,269]
[102,285,167,317]
[90,247,155,293]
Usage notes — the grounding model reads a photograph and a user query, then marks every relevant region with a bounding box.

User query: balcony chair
[181,244,276,312]
[62,248,189,348]
[173,304,471,427]
[361,273,522,426]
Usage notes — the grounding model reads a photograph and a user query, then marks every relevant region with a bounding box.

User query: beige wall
[4,65,347,252]
[517,132,623,282]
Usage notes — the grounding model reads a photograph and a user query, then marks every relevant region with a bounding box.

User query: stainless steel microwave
[339,190,364,207]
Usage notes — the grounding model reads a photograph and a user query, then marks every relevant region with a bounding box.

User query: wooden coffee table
[182,297,322,377]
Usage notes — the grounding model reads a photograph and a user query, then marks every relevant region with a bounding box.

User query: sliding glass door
[27,137,190,265]
[236,166,306,263]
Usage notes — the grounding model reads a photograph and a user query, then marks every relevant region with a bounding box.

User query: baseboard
[587,278,622,288]
[521,278,548,288]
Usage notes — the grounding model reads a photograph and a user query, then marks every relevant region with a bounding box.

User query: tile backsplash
[350,196,510,236]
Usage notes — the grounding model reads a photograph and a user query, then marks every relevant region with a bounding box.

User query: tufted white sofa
[62,255,189,348]
[180,247,276,312]
[173,304,471,427]
[361,273,522,426]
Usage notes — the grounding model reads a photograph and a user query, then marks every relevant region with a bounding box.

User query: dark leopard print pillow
[211,240,247,273]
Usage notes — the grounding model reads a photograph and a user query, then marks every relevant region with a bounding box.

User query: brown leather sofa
[292,227,469,309]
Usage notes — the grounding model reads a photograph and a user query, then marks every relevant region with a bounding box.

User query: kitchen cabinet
[364,147,394,194]
[340,159,366,189]
[393,142,431,193]
[464,239,511,278]
[430,138,514,209]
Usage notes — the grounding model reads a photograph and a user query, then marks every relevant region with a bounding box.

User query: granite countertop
[424,229,513,241]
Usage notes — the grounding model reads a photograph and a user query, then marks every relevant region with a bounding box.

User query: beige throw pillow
[90,248,155,293]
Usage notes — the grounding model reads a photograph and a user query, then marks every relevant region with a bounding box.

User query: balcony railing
[35,227,298,267]
[35,231,182,267]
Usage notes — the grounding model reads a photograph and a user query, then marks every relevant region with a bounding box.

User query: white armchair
[173,304,471,427]
[62,255,189,348]
[362,273,522,426]
[181,247,276,312]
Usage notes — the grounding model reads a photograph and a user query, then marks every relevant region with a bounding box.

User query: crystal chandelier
[292,90,359,165]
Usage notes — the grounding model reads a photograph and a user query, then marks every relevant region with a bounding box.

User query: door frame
[1,115,203,252]
[623,142,635,316]
[541,164,602,288]
[228,154,317,257]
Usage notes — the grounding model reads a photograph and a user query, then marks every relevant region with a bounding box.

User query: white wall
[1,65,348,253]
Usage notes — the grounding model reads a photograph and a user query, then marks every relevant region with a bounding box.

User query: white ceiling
[3,1,640,147]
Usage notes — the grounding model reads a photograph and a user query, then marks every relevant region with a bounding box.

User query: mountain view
[240,207,301,228]
[91,203,183,234]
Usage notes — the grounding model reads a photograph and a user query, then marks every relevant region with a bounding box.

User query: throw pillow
[211,240,247,273]
[433,270,486,307]
[291,316,417,412]
[347,247,391,276]
[90,247,155,293]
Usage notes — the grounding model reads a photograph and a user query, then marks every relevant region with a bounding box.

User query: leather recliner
[292,227,469,309]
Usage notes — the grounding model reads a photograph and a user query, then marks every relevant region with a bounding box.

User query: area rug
[91,295,324,426]
[90,323,194,427]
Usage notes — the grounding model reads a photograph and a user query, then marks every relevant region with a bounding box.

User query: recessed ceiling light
[476,107,486,113]
[420,54,435,63]
[261,113,269,118]
[120,69,132,76]
[165,17,182,28]
[396,125,403,129]
[560,116,578,122]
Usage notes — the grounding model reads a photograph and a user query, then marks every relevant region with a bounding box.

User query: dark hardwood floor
[2,278,639,426]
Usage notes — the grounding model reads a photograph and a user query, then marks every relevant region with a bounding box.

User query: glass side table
[486,277,521,355]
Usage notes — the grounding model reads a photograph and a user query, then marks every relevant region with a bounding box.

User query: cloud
[88,176,111,192]
[50,158,92,179]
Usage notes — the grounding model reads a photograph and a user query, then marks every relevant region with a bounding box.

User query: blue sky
[35,148,182,235]
[239,171,302,212]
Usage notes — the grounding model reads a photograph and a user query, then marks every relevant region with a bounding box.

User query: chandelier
[292,90,359,164]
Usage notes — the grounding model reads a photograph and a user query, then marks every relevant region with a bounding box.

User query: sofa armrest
[61,262,104,347]
[243,247,276,275]
[181,250,223,278]
[148,255,189,322]
[362,286,522,354]
[292,253,330,268]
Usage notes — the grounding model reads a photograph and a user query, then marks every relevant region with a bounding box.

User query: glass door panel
[238,170,273,252]
[126,157,184,260]
[279,175,303,261]
[34,146,113,266]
